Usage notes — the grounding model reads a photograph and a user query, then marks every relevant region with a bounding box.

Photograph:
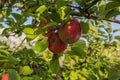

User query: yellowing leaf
[36,5,47,14]
[23,27,34,34]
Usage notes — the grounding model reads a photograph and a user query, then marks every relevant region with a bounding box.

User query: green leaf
[109,0,120,2]
[39,16,47,22]
[23,27,34,34]
[0,59,8,62]
[35,22,57,36]
[64,7,72,17]
[26,34,37,40]
[97,0,106,15]
[22,77,33,80]
[0,54,18,63]
[80,22,89,34]
[2,28,11,35]
[22,76,39,80]
[0,14,3,20]
[99,1,120,18]
[115,36,120,41]
[23,27,37,40]
[74,0,83,5]
[32,75,40,80]
[70,40,86,58]
[43,22,57,29]
[55,0,70,9]
[8,69,20,80]
[108,65,120,80]
[105,1,120,11]
[7,55,18,64]
[50,10,61,23]
[22,77,29,80]
[58,6,71,20]
[50,54,60,73]
[0,49,10,55]
[36,5,47,14]
[105,7,120,18]
[70,47,86,59]
[34,28,43,35]
[71,40,86,49]
[22,66,33,75]
[0,54,7,59]
[35,39,48,53]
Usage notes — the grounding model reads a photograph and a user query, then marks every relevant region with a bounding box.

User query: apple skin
[39,16,56,36]
[58,19,81,44]
[48,31,68,53]
[1,74,10,80]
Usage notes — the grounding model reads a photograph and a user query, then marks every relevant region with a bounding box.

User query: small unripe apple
[48,31,67,53]
[39,16,56,36]
[58,19,81,43]
[1,74,10,80]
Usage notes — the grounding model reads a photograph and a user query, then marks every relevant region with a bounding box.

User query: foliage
[0,0,120,80]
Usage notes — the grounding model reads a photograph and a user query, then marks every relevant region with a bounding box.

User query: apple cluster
[39,17,82,54]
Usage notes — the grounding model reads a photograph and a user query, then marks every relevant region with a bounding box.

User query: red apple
[39,16,56,36]
[48,31,68,53]
[58,19,81,43]
[1,74,10,80]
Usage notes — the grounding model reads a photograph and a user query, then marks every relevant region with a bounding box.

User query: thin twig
[104,18,120,24]
[11,37,26,55]
[89,14,120,24]
[70,12,120,24]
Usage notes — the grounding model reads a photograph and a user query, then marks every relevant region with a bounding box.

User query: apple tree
[0,0,120,80]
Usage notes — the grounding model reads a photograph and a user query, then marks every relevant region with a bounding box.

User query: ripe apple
[1,74,10,80]
[39,16,56,36]
[48,31,67,53]
[58,19,81,43]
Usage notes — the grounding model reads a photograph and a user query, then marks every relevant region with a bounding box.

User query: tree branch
[104,18,120,24]
[89,14,120,24]
[70,12,120,24]
[11,37,26,55]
